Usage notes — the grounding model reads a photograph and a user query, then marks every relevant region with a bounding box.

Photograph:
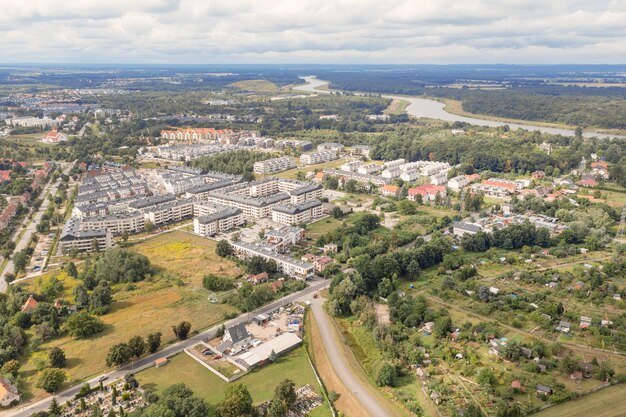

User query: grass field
[384,98,410,115]
[532,383,626,417]
[138,347,332,416]
[3,132,55,147]
[130,230,241,287]
[18,230,240,401]
[229,79,279,93]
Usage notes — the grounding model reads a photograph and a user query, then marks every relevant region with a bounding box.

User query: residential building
[59,217,113,254]
[193,207,244,236]
[271,199,323,225]
[407,184,446,203]
[41,128,67,144]
[143,199,195,226]
[380,184,401,197]
[219,323,252,354]
[300,150,337,165]
[0,378,20,407]
[79,212,145,235]
[253,157,296,174]
[231,242,314,279]
[447,175,469,191]
[357,163,381,175]
[265,226,306,253]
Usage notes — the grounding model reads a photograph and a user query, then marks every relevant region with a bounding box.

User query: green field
[138,347,332,416]
[531,384,626,417]
[18,230,240,402]
[229,79,279,93]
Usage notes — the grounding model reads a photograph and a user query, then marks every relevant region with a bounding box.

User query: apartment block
[271,199,323,225]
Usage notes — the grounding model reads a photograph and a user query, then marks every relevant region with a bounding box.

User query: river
[293,76,624,139]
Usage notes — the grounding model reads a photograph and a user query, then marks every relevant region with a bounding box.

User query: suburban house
[313,255,333,273]
[246,272,269,285]
[380,184,401,198]
[0,378,20,407]
[21,295,39,313]
[219,323,252,354]
[41,128,67,144]
[407,184,446,203]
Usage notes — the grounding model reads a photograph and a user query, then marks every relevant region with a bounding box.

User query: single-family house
[219,323,252,354]
[0,378,20,406]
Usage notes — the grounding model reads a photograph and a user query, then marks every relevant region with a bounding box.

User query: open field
[138,346,332,416]
[3,132,56,147]
[532,383,626,417]
[18,230,240,401]
[130,230,241,287]
[384,98,410,115]
[229,79,279,93]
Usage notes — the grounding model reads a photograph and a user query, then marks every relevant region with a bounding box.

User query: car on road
[32,266,41,272]
[98,375,108,382]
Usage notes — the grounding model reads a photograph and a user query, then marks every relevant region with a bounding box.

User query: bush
[202,274,234,291]
[375,362,397,387]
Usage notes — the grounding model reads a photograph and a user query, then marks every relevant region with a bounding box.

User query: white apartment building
[400,169,419,182]
[144,199,195,225]
[341,160,363,172]
[430,171,448,186]
[193,208,244,236]
[79,212,145,235]
[447,175,469,191]
[59,218,113,254]
[231,242,314,279]
[253,157,296,174]
[357,163,381,175]
[382,167,401,179]
[271,200,323,225]
[384,159,406,170]
[300,150,337,165]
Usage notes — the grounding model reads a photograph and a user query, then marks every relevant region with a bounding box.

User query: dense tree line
[192,150,275,181]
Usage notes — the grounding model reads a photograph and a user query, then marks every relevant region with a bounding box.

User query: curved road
[310,298,394,417]
[6,279,329,417]
[294,76,625,140]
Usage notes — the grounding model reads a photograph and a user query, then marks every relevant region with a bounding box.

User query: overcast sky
[0,0,624,64]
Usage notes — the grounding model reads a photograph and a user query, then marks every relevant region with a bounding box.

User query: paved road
[0,162,72,292]
[7,278,329,417]
[310,298,393,417]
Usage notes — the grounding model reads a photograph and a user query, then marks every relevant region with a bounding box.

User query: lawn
[532,383,626,417]
[130,230,241,287]
[138,346,332,416]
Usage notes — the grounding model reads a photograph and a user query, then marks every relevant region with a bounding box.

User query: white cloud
[0,0,623,63]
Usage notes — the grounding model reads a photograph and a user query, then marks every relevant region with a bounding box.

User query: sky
[0,0,624,64]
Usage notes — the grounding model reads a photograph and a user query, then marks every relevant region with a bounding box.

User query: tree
[66,262,78,278]
[49,397,62,415]
[269,349,277,363]
[144,220,155,233]
[36,368,66,393]
[433,316,452,339]
[375,362,396,387]
[203,274,234,291]
[216,240,233,257]
[216,325,225,338]
[172,321,191,340]
[147,332,162,354]
[1,360,21,378]
[215,383,256,417]
[64,311,105,338]
[127,336,146,359]
[121,231,129,242]
[273,379,297,408]
[89,282,112,314]
[106,343,132,367]
[49,347,66,368]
